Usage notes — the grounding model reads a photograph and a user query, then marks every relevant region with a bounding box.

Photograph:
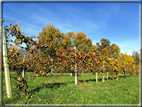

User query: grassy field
[2,72,140,105]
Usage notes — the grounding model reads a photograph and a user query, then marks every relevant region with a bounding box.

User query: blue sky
[3,3,140,55]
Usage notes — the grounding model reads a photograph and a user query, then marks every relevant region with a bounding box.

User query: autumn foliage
[4,22,140,94]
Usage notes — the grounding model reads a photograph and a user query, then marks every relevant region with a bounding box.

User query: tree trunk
[2,26,12,98]
[22,54,25,78]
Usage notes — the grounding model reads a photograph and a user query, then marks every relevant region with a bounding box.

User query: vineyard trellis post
[51,58,53,77]
[22,54,25,78]
[2,25,12,98]
[107,55,108,81]
[96,68,98,83]
[74,47,78,85]
[94,53,98,83]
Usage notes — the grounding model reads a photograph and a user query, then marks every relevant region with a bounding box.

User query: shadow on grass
[28,80,75,95]
[79,75,131,83]
[10,76,17,80]
[27,74,131,95]
[46,74,75,77]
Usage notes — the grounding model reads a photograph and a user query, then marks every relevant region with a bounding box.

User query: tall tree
[112,45,120,59]
[96,38,111,54]
[74,32,92,53]
[37,24,65,77]
[63,32,75,49]
[108,43,116,58]
[132,51,139,65]
[90,45,97,52]
[102,48,109,57]
[38,24,64,56]
[85,38,92,53]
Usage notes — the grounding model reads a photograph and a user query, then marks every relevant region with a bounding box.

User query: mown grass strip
[2,72,139,104]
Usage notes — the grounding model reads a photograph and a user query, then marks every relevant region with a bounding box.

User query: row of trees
[2,22,140,98]
[6,23,139,74]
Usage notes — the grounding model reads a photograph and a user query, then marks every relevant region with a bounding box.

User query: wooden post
[2,26,12,98]
[22,54,25,78]
[74,47,78,85]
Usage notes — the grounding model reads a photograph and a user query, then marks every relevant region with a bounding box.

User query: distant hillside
[7,47,40,55]
[7,47,29,54]
[18,48,28,54]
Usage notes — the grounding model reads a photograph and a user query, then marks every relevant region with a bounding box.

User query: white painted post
[22,54,25,78]
[96,71,98,83]
[2,26,12,98]
[0,26,2,104]
[74,47,78,85]
[107,55,108,81]
[94,53,98,83]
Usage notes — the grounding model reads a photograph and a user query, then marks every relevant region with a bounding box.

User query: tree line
[2,21,140,98]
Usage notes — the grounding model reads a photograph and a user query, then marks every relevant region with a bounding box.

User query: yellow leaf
[10,49,13,52]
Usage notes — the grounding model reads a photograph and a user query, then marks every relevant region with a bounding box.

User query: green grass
[2,72,139,104]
